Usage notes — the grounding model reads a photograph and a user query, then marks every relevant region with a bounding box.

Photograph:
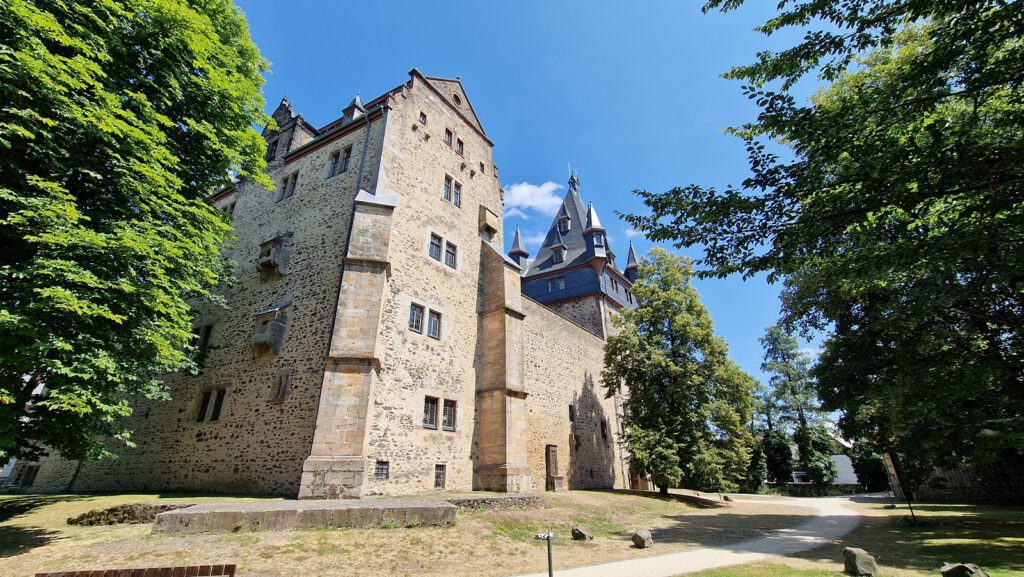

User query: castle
[25,70,641,498]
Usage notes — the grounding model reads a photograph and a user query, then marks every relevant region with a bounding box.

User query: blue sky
[234,0,819,383]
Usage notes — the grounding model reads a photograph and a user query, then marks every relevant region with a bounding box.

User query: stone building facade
[24,70,637,498]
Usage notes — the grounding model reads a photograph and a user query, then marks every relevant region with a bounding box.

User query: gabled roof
[416,70,488,139]
[525,172,609,277]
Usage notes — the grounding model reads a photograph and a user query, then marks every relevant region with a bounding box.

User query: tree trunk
[659,484,669,495]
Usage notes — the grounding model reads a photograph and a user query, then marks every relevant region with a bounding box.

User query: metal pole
[547,534,553,577]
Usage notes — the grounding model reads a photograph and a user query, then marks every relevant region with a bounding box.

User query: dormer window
[558,217,570,234]
[593,233,604,247]
[552,248,565,264]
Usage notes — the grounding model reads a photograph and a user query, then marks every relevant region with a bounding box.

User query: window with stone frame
[434,464,446,489]
[568,403,576,423]
[453,181,462,207]
[429,233,443,261]
[375,460,390,479]
[341,146,352,172]
[444,129,453,146]
[427,310,442,339]
[196,388,227,423]
[423,396,439,429]
[191,324,213,368]
[443,175,452,201]
[272,369,291,401]
[409,303,424,333]
[265,139,278,161]
[277,172,298,201]
[552,248,565,264]
[601,420,608,440]
[442,399,457,431]
[328,150,341,178]
[455,138,464,155]
[444,241,457,269]
[419,112,427,125]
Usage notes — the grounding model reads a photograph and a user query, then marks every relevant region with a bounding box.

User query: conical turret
[624,242,639,283]
[508,227,529,267]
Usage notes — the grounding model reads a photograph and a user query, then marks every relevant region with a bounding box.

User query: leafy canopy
[0,0,270,460]
[625,1,1024,478]
[604,248,755,493]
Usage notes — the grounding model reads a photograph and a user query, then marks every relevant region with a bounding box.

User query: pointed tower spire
[583,202,604,233]
[624,241,640,283]
[343,93,366,122]
[508,226,529,267]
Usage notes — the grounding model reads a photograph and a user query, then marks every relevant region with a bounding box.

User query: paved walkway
[511,495,860,577]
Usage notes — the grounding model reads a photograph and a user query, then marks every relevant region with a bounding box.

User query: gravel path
[510,495,861,577]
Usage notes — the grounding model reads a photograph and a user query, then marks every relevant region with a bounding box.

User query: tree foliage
[761,428,794,485]
[740,442,767,494]
[625,1,1024,476]
[847,439,890,492]
[759,325,819,430]
[794,423,839,490]
[604,248,755,493]
[0,0,270,460]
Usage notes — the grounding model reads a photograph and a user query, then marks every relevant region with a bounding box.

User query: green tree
[847,440,890,492]
[0,0,270,461]
[604,248,755,493]
[794,423,839,492]
[759,325,819,430]
[741,442,767,494]
[761,429,793,485]
[624,1,1024,478]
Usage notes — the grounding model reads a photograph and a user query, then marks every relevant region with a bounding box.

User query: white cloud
[503,181,564,219]
[800,347,822,359]
[523,231,547,249]
[624,227,642,238]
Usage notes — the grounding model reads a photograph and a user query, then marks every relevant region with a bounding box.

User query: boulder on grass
[631,529,653,548]
[843,547,880,576]
[571,526,593,541]
[941,563,990,577]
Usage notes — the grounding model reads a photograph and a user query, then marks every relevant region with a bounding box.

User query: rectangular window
[559,218,570,234]
[455,139,464,155]
[429,234,442,261]
[569,403,576,423]
[423,396,439,429]
[434,464,446,489]
[594,233,604,247]
[547,277,565,292]
[601,420,608,440]
[196,391,212,423]
[409,303,424,333]
[341,147,352,172]
[210,389,226,421]
[444,129,453,146]
[192,324,213,367]
[279,173,298,200]
[273,371,291,401]
[453,182,461,207]
[375,460,390,480]
[427,310,441,339]
[265,139,278,161]
[552,249,564,264]
[444,242,457,269]
[443,175,452,201]
[197,388,227,423]
[419,112,428,125]
[328,151,340,177]
[442,400,457,431]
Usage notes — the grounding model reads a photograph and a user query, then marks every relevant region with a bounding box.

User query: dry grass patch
[1,491,816,577]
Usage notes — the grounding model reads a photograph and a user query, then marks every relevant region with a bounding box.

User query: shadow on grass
[0,523,61,558]
[650,512,833,550]
[584,488,726,509]
[0,494,84,523]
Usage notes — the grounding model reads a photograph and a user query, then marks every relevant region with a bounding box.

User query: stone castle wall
[549,296,606,338]
[30,105,387,495]
[521,298,626,490]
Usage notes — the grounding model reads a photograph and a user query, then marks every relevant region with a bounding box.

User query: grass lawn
[0,490,815,577]
[681,497,1024,577]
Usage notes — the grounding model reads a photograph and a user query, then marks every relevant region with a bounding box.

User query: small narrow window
[569,403,576,423]
[279,173,298,201]
[427,310,441,339]
[419,112,427,124]
[601,420,608,440]
[210,389,226,421]
[434,464,446,489]
[444,129,453,146]
[558,218,570,234]
[442,400,457,431]
[375,460,390,479]
[192,324,213,367]
[594,233,604,247]
[479,162,486,174]
[341,147,352,172]
[423,396,439,429]
[197,388,227,422]
[455,139,464,155]
[328,151,340,177]
[409,303,424,333]
[444,242,457,269]
[273,371,291,401]
[453,182,462,207]
[552,248,565,264]
[443,175,452,201]
[429,234,442,261]
[265,139,278,161]
[196,391,212,423]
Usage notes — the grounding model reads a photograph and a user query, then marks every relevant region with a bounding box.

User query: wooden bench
[36,564,236,577]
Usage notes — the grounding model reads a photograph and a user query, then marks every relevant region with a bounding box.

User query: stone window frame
[423,396,439,429]
[452,181,462,208]
[552,248,565,264]
[276,172,299,202]
[434,463,447,489]
[443,175,452,202]
[455,138,464,156]
[327,150,341,178]
[271,368,292,402]
[409,303,425,333]
[442,399,457,432]
[375,460,390,480]
[191,324,214,368]
[427,310,442,340]
[341,146,353,173]
[568,403,576,423]
[444,241,458,269]
[419,111,428,125]
[195,387,228,424]
[265,139,278,161]
[601,420,608,441]
[444,128,453,147]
